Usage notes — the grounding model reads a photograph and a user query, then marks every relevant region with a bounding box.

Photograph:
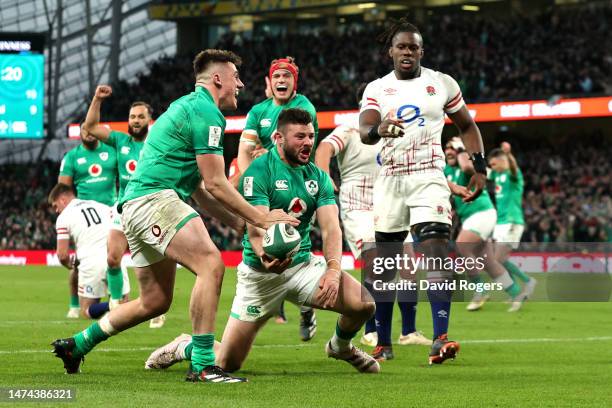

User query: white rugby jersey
[55,199,110,261]
[321,117,382,211]
[360,67,465,176]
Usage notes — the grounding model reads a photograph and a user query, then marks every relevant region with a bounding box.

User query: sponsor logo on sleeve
[243,176,254,196]
[208,126,222,147]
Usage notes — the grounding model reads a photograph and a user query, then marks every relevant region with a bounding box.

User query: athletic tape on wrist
[471,152,487,175]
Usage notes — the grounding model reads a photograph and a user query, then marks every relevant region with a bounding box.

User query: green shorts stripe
[175,212,199,232]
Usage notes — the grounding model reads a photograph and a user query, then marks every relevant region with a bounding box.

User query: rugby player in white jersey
[49,183,130,319]
[359,19,486,364]
[315,84,430,350]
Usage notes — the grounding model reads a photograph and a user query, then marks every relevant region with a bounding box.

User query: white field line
[0,336,611,355]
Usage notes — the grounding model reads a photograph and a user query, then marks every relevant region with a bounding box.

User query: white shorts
[341,209,375,259]
[230,255,327,322]
[110,203,123,232]
[341,208,413,258]
[121,189,199,267]
[493,223,525,249]
[77,256,131,299]
[373,172,452,233]
[461,209,497,240]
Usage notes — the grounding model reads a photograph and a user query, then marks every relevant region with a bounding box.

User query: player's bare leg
[310,271,380,373]
[216,317,268,372]
[78,297,110,320]
[67,266,79,318]
[106,229,129,310]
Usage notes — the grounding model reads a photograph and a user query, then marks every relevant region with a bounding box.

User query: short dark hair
[48,183,75,204]
[130,101,153,117]
[378,17,422,49]
[193,49,242,77]
[488,148,506,159]
[277,108,312,133]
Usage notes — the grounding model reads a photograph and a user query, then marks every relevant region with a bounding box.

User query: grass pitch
[0,265,611,407]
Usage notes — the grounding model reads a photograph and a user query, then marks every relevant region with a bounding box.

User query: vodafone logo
[88,164,102,177]
[495,184,502,193]
[288,197,307,217]
[126,159,137,174]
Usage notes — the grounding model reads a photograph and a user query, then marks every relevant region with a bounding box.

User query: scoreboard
[0,33,45,139]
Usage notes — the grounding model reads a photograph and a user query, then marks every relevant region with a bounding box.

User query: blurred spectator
[84,4,611,121]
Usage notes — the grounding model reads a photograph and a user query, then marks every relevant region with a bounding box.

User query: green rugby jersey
[121,86,225,205]
[239,147,336,269]
[103,130,145,202]
[59,142,118,206]
[489,168,524,225]
[444,164,494,222]
[243,94,319,150]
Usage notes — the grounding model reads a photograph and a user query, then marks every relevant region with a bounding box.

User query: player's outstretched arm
[237,134,258,174]
[191,181,245,234]
[315,204,343,308]
[501,142,519,177]
[448,106,486,202]
[82,85,112,142]
[197,154,299,230]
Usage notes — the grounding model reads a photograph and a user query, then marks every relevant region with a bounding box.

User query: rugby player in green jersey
[82,85,165,327]
[58,126,118,318]
[145,108,380,375]
[488,142,537,312]
[444,137,524,312]
[52,49,298,383]
[236,56,319,339]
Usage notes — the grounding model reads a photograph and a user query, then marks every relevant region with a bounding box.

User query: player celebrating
[237,56,319,340]
[444,138,524,311]
[315,84,430,348]
[145,108,379,375]
[488,143,537,311]
[58,126,118,318]
[49,183,130,319]
[82,87,164,327]
[51,49,298,384]
[359,19,486,364]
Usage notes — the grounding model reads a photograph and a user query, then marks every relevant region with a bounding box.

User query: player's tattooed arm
[315,204,343,308]
[192,181,245,234]
[82,85,112,142]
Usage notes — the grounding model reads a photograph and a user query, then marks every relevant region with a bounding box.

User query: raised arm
[82,85,113,142]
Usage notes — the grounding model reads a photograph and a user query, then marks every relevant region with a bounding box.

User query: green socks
[190,334,215,373]
[503,261,531,283]
[106,267,123,300]
[70,295,79,308]
[73,322,110,357]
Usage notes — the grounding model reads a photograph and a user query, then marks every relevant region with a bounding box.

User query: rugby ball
[263,223,301,260]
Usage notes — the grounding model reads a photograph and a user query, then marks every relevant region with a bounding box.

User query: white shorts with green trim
[77,255,131,299]
[373,172,452,233]
[110,203,123,232]
[493,223,525,249]
[121,189,199,267]
[461,209,497,240]
[230,255,327,322]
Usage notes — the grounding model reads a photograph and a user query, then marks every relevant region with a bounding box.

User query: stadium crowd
[97,4,611,119]
[0,140,610,251]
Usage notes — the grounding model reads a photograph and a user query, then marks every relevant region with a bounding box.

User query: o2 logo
[396,104,425,127]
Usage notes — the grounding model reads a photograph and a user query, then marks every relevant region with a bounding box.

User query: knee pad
[412,222,451,242]
[375,230,409,243]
